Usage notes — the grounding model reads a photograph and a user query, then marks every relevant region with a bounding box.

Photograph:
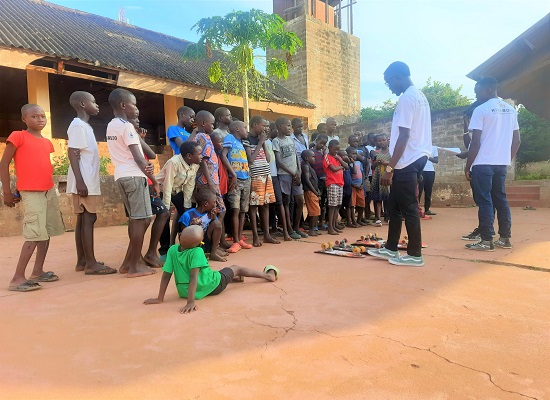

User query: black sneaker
[465,240,495,252]
[461,228,480,241]
[493,237,512,249]
[425,210,437,216]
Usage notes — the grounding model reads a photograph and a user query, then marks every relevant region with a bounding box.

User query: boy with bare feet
[245,116,279,247]
[1,104,65,291]
[301,150,322,237]
[210,130,232,250]
[178,188,227,262]
[144,225,279,314]
[67,91,116,275]
[323,140,347,235]
[106,88,158,278]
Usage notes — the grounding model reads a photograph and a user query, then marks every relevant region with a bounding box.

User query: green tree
[516,106,550,168]
[184,9,302,125]
[360,99,396,121]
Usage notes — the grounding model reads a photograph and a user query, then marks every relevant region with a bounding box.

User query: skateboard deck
[353,239,428,249]
[314,249,366,258]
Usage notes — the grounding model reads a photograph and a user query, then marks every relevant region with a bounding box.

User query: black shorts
[342,194,352,208]
[271,175,283,205]
[208,267,234,296]
[201,233,213,254]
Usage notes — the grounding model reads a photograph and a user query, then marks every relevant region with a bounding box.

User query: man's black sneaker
[425,210,437,215]
[462,228,480,241]
[494,237,512,249]
[465,240,495,252]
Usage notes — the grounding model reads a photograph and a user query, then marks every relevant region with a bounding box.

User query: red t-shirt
[7,130,54,191]
[218,161,228,196]
[323,153,344,187]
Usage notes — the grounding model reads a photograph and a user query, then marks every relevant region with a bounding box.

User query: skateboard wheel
[375,243,381,248]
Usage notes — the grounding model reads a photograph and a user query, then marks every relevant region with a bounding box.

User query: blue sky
[49,0,549,108]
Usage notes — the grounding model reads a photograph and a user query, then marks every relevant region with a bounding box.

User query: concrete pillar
[26,69,52,139]
[163,94,184,130]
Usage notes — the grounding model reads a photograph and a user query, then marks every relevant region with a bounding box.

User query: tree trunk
[242,70,250,127]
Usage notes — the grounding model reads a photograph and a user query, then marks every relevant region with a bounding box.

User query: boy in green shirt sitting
[144,225,280,314]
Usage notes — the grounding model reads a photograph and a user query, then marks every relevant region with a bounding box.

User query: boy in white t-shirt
[368,62,432,267]
[465,77,521,251]
[106,88,159,278]
[67,91,116,275]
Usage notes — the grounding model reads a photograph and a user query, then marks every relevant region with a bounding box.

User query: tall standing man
[464,77,520,251]
[367,62,432,267]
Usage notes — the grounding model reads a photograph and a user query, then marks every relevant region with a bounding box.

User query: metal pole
[325,0,328,24]
[338,0,342,29]
[349,0,354,34]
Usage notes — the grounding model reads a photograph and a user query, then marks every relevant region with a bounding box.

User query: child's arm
[263,141,271,163]
[249,132,268,163]
[140,136,156,160]
[68,146,88,197]
[180,268,200,314]
[302,165,316,193]
[0,143,20,207]
[221,147,237,191]
[294,152,302,184]
[129,144,160,197]
[143,271,172,304]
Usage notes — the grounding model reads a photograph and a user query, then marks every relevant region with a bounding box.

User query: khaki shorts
[227,178,251,212]
[72,194,99,214]
[20,189,65,241]
[116,176,153,219]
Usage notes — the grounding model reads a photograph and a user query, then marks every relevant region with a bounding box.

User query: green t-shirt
[162,245,221,299]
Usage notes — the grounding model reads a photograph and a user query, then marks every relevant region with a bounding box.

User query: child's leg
[260,205,279,244]
[249,205,261,246]
[80,210,109,273]
[126,218,156,277]
[74,213,85,270]
[292,194,304,232]
[308,216,319,235]
[357,206,365,225]
[278,203,291,241]
[229,265,277,282]
[375,201,382,221]
[230,208,240,244]
[218,210,231,248]
[335,205,344,232]
[30,239,50,278]
[10,241,39,287]
[327,206,338,235]
[145,211,170,267]
[207,220,226,262]
[282,194,292,232]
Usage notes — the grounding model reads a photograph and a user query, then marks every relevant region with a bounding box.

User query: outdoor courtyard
[1,207,548,399]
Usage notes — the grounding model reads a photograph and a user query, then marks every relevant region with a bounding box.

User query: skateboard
[354,236,428,249]
[316,239,367,258]
[314,249,366,258]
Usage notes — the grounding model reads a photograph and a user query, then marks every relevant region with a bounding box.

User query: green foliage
[99,156,111,176]
[183,9,303,124]
[53,155,112,176]
[360,99,396,121]
[516,106,550,168]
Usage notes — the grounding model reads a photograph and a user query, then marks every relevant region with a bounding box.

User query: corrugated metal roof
[0,0,314,109]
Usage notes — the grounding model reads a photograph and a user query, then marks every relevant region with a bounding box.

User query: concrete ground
[0,207,548,400]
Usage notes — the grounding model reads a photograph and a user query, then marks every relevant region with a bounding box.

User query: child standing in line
[323,140,347,235]
[371,134,391,227]
[212,107,232,139]
[1,104,66,291]
[221,120,252,253]
[311,134,328,231]
[346,146,366,227]
[338,149,355,228]
[144,225,279,314]
[347,136,368,226]
[210,130,232,250]
[301,150,322,237]
[166,106,195,155]
[67,91,116,275]
[246,116,279,247]
[178,189,227,262]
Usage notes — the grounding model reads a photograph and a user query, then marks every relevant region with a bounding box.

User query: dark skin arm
[429,155,439,164]
[511,130,521,161]
[302,164,318,194]
[0,143,20,207]
[129,144,159,196]
[68,147,88,197]
[381,127,410,186]
[464,129,482,181]
[294,153,302,185]
[173,136,185,150]
[274,151,296,175]
[140,136,156,160]
[180,268,199,314]
[143,271,172,304]
[221,147,237,191]
[248,132,268,163]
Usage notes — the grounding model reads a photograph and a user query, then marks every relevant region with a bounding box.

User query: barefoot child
[144,225,279,313]
[221,120,252,253]
[338,149,355,228]
[210,130,232,250]
[178,189,227,262]
[106,88,158,278]
[301,150,321,236]
[0,104,65,291]
[323,140,347,235]
[311,134,328,231]
[346,146,366,227]
[371,134,391,227]
[67,92,116,275]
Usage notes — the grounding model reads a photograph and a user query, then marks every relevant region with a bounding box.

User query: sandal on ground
[289,231,302,240]
[85,266,117,275]
[374,220,383,227]
[239,240,253,249]
[9,280,42,292]
[227,243,241,253]
[264,265,280,280]
[30,271,59,282]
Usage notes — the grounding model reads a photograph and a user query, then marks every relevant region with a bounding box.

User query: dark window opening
[0,66,28,139]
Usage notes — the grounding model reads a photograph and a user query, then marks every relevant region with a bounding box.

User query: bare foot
[253,239,262,247]
[84,263,116,275]
[144,254,163,268]
[263,235,280,244]
[75,262,86,272]
[119,264,129,274]
[209,253,227,262]
[347,224,358,228]
[127,264,157,278]
[328,229,339,235]
[216,249,229,257]
[308,231,318,236]
[335,228,343,233]
[220,241,232,250]
[283,235,292,241]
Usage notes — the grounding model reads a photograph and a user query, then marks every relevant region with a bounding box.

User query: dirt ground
[0,207,548,400]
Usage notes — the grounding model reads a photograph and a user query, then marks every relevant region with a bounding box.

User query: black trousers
[158,191,186,256]
[385,156,427,257]
[418,170,435,211]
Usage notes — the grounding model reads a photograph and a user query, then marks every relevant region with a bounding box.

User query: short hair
[195,188,216,205]
[214,107,230,122]
[21,103,41,116]
[69,91,92,109]
[328,139,339,148]
[316,122,326,131]
[346,146,357,154]
[375,133,388,139]
[384,61,410,78]
[367,132,376,139]
[250,115,264,129]
[229,120,245,133]
[275,116,290,127]
[326,117,336,124]
[210,130,223,142]
[108,88,134,108]
[177,106,194,118]
[291,117,302,127]
[348,135,358,143]
[195,110,214,125]
[477,77,498,90]
[316,134,328,143]
[311,132,319,142]
[179,140,201,158]
[301,149,314,161]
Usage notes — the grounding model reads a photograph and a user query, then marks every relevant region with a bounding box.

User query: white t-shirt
[423,146,439,172]
[468,98,519,167]
[106,118,146,180]
[390,86,432,169]
[67,118,101,195]
[327,135,340,145]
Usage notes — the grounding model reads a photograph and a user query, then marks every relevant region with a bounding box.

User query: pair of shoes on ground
[290,230,308,240]
[228,240,253,253]
[373,220,383,227]
[424,210,437,216]
[465,237,512,252]
[367,248,425,267]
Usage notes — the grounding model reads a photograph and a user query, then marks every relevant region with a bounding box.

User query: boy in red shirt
[323,139,348,235]
[0,104,65,291]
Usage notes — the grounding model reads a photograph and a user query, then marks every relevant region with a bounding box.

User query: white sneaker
[367,248,399,260]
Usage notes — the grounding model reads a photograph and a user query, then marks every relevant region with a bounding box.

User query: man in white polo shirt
[464,77,521,251]
[368,62,432,267]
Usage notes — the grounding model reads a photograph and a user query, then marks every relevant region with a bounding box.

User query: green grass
[517,161,550,180]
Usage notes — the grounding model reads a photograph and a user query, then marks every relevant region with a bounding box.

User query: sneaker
[465,240,495,252]
[493,237,512,249]
[388,255,425,267]
[373,220,383,227]
[289,231,302,240]
[425,210,437,216]
[461,228,481,241]
[367,248,399,260]
[297,230,309,238]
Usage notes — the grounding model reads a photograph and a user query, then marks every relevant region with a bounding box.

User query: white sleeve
[67,124,87,149]
[395,94,415,129]
[433,146,438,157]
[513,111,519,130]
[122,123,141,147]
[468,107,485,131]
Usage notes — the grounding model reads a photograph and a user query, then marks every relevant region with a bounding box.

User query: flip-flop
[264,265,280,280]
[227,243,241,253]
[9,280,42,292]
[85,266,117,275]
[30,271,59,282]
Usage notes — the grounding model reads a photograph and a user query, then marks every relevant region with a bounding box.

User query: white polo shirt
[106,118,146,180]
[423,146,438,172]
[67,118,101,195]
[468,98,519,167]
[389,86,432,169]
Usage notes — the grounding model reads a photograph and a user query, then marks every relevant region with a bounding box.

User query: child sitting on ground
[371,134,391,227]
[1,104,66,291]
[301,150,322,237]
[143,225,279,314]
[178,189,227,262]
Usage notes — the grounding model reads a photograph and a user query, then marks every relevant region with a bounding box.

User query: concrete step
[506,192,541,201]
[506,185,541,194]
[508,199,541,208]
